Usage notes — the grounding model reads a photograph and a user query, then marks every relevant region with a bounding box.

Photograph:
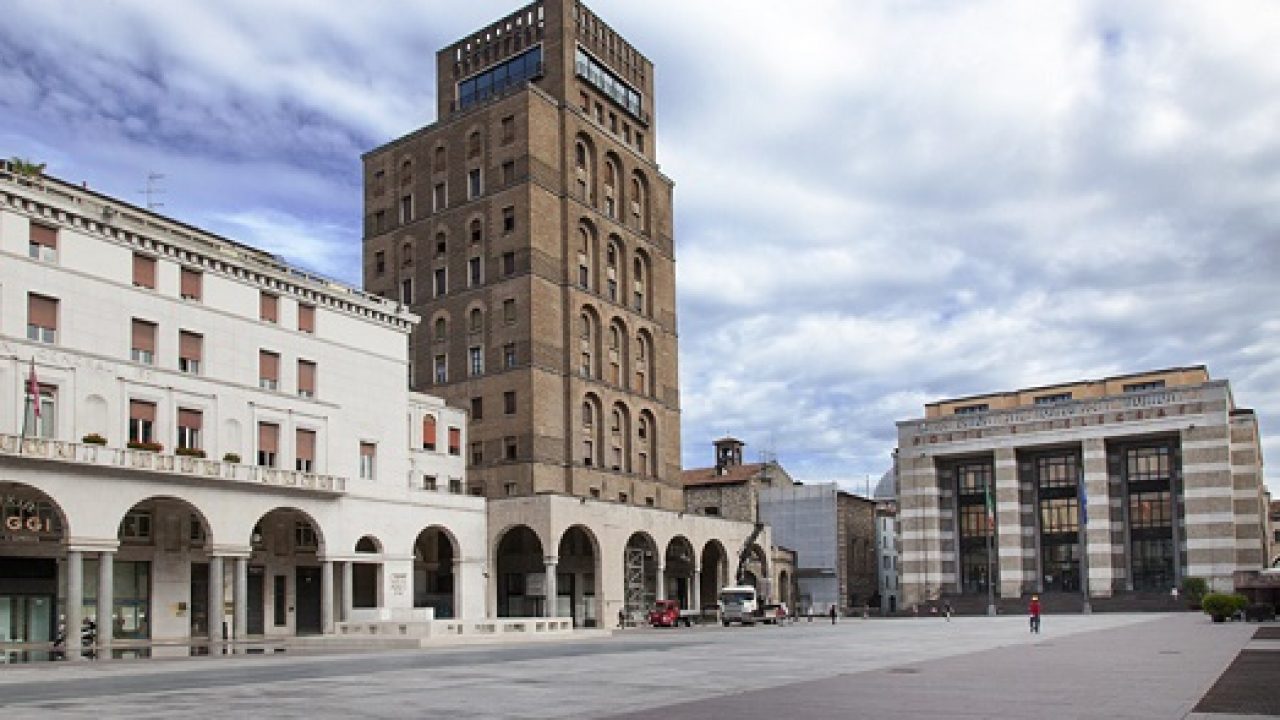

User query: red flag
[27,359,39,419]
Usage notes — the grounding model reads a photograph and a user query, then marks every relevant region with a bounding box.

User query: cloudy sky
[3,0,1277,495]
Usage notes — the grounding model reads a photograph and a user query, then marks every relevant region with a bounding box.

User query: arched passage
[113,496,213,641]
[249,507,326,636]
[699,540,729,613]
[494,525,545,617]
[0,481,67,645]
[664,536,696,610]
[741,544,770,601]
[352,535,383,611]
[413,526,457,619]
[557,525,599,627]
[623,532,658,621]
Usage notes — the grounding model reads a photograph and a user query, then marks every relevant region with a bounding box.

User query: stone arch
[493,524,546,617]
[576,220,599,291]
[602,152,623,219]
[637,409,658,478]
[609,401,632,473]
[557,524,600,627]
[578,304,602,379]
[580,392,604,468]
[413,525,458,619]
[605,234,625,304]
[0,481,67,644]
[632,248,652,317]
[607,317,629,388]
[113,495,215,640]
[573,133,597,204]
[623,531,659,620]
[635,328,655,396]
[700,539,730,611]
[354,535,382,554]
[630,170,651,233]
[664,535,696,609]
[249,506,328,635]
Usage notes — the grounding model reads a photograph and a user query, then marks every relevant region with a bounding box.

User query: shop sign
[2,492,58,538]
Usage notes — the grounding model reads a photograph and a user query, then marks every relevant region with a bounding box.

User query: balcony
[0,434,346,495]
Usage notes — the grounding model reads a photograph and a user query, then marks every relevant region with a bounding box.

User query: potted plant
[81,433,107,446]
[126,440,163,453]
[222,452,241,463]
[175,447,207,458]
[1201,593,1248,623]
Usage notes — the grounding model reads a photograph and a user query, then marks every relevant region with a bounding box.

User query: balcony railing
[0,434,346,494]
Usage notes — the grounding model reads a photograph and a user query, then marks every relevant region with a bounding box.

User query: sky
[3,0,1278,496]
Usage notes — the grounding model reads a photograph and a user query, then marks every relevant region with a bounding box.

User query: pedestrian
[829,605,837,625]
[618,608,626,629]
[943,601,952,621]
[1029,595,1041,634]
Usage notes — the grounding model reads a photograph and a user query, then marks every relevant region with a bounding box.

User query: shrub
[126,440,163,453]
[1181,577,1208,606]
[81,433,107,446]
[175,447,206,458]
[1202,593,1249,621]
[222,452,242,464]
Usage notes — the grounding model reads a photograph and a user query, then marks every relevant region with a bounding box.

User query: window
[259,350,280,390]
[1035,393,1072,405]
[257,423,279,467]
[502,206,515,233]
[401,242,413,267]
[582,439,594,466]
[471,397,484,420]
[501,160,515,185]
[180,268,202,300]
[1123,380,1166,393]
[298,304,316,333]
[359,442,376,480]
[450,477,463,494]
[260,293,279,323]
[1036,454,1078,489]
[422,415,437,450]
[470,441,484,466]
[467,132,481,159]
[433,317,448,342]
[433,145,446,171]
[130,319,157,365]
[501,115,515,143]
[436,232,447,255]
[295,521,317,548]
[503,391,516,415]
[29,223,57,261]
[177,409,203,452]
[469,257,482,286]
[468,169,482,199]
[297,360,316,398]
[373,210,386,233]
[574,47,644,119]
[433,183,446,212]
[375,251,386,275]
[448,427,461,456]
[456,46,543,110]
[423,475,438,491]
[434,268,447,297]
[704,506,720,517]
[618,492,628,504]
[296,429,316,472]
[469,346,484,376]
[179,331,202,374]
[401,194,414,223]
[504,482,517,495]
[503,436,518,461]
[27,294,58,344]
[469,308,484,332]
[503,343,517,369]
[120,510,152,541]
[132,254,157,289]
[23,384,56,439]
[503,298,516,324]
[128,400,156,444]
[470,220,483,244]
[502,251,516,276]
[434,354,447,383]
[954,404,989,415]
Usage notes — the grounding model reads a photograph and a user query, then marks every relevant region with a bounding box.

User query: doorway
[295,566,321,635]
[0,557,57,643]
[247,566,265,635]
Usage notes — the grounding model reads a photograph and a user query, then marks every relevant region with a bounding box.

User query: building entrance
[247,566,265,635]
[0,557,57,643]
[295,566,322,635]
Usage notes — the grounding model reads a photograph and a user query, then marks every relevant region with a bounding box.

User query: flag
[984,480,995,532]
[27,359,40,419]
[1079,472,1088,528]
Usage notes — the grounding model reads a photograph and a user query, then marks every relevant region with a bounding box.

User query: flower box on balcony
[222,452,242,464]
[126,440,163,453]
[82,433,107,446]
[175,447,207,459]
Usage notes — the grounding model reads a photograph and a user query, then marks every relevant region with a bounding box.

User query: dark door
[190,563,208,637]
[247,566,265,635]
[0,558,57,642]
[295,566,322,635]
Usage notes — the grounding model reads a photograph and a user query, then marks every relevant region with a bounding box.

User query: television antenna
[139,172,165,210]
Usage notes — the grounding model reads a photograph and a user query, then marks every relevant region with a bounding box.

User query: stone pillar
[208,555,224,642]
[692,569,702,613]
[1082,438,1114,599]
[341,561,354,622]
[65,550,83,658]
[655,563,666,602]
[994,448,1024,599]
[544,557,558,618]
[899,455,941,608]
[233,557,249,640]
[96,551,113,653]
[320,560,334,634]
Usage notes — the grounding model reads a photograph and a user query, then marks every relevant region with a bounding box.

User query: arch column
[234,557,249,640]
[655,563,666,602]
[544,555,558,618]
[96,550,113,654]
[341,561,354,622]
[66,550,84,658]
[207,555,224,642]
[320,560,334,634]
[692,569,701,613]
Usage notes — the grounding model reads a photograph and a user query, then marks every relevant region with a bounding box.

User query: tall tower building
[362,0,681,510]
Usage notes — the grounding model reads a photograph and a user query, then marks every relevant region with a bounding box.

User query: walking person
[1029,595,1041,634]
[943,601,952,622]
[829,604,837,625]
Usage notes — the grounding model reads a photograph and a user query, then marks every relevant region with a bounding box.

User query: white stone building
[0,165,487,654]
[873,468,900,614]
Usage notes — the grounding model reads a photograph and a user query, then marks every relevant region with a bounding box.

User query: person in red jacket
[1029,595,1042,634]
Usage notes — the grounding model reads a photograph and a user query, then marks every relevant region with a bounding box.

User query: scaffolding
[624,545,646,623]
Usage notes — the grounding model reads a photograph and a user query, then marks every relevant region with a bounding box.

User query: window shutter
[131,320,156,353]
[297,360,316,394]
[360,442,376,457]
[298,304,316,333]
[180,268,202,299]
[259,351,279,381]
[178,408,203,430]
[28,294,57,329]
[296,429,316,461]
[423,415,437,449]
[129,400,157,422]
[258,423,279,453]
[179,331,203,361]
[133,254,157,288]
[260,293,279,323]
[30,224,57,248]
[448,427,461,451]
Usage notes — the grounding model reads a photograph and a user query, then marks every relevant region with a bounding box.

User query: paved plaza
[0,614,1273,719]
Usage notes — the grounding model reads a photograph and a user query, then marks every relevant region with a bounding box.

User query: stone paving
[0,614,1268,719]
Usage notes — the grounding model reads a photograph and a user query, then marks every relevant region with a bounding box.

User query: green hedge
[1202,592,1249,620]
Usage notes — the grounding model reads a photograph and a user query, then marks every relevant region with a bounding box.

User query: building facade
[896,367,1269,611]
[0,166,487,653]
[873,467,901,614]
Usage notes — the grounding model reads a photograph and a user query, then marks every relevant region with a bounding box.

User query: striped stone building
[896,367,1268,610]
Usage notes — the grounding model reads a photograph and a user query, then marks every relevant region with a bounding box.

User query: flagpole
[986,478,996,616]
[1079,466,1092,614]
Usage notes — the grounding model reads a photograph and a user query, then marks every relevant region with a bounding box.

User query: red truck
[647,600,695,628]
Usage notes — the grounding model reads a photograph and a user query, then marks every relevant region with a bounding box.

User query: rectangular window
[375,251,386,275]
[120,510,152,541]
[471,397,484,421]
[953,404,989,415]
[434,268,447,297]
[502,251,516,276]
[470,441,484,466]
[130,319,157,365]
[503,436,518,461]
[374,210,386,233]
[1123,380,1166,393]
[501,115,515,143]
[177,408,203,451]
[259,350,280,390]
[448,427,461,456]
[504,343,517,369]
[273,575,287,626]
[468,169,482,199]
[296,429,316,472]
[401,194,414,223]
[132,254,157,289]
[27,293,58,343]
[502,206,515,233]
[1035,393,1072,405]
[23,384,56,439]
[434,354,447,384]
[433,183,446,212]
[298,304,316,333]
[469,257,482,287]
[179,331,203,374]
[260,292,279,323]
[128,400,156,444]
[422,415,437,451]
[401,278,413,304]
[297,359,316,398]
[180,268,202,300]
[29,223,57,262]
[503,391,516,415]
[501,160,515,185]
[503,298,516,324]
[423,475,438,491]
[469,346,484,376]
[257,423,279,467]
